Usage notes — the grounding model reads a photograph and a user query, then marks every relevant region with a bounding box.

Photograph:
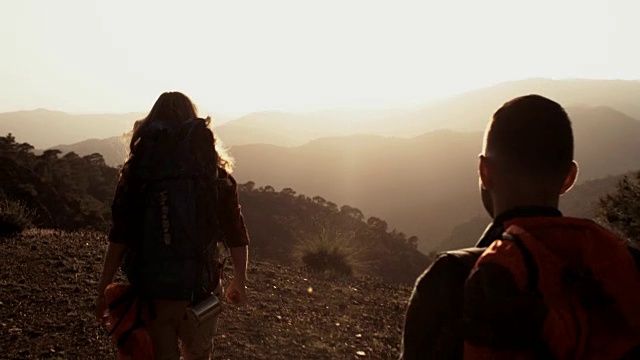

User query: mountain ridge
[4,78,640,149]
[12,105,638,253]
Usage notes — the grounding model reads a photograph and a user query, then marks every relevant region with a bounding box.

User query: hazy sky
[1,0,638,116]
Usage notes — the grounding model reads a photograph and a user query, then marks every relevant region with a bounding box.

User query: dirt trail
[0,230,414,359]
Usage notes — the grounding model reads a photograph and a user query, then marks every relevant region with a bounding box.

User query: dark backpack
[122,118,223,301]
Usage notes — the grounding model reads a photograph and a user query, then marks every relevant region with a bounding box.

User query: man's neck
[476,205,563,247]
[491,196,560,220]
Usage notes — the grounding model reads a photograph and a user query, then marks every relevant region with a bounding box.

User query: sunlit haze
[1,0,639,116]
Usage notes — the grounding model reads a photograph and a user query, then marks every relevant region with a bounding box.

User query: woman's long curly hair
[126,91,234,173]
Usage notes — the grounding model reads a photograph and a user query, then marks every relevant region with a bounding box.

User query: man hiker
[400,94,640,359]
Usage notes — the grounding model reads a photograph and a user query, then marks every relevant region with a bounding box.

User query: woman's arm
[226,245,248,305]
[94,242,126,322]
[97,242,127,295]
[216,171,250,305]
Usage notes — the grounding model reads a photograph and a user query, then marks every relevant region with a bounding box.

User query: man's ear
[478,155,495,217]
[479,155,493,190]
[560,161,579,195]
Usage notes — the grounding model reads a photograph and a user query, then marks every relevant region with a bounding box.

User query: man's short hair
[484,94,574,179]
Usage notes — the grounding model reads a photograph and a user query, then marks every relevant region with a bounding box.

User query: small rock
[355,334,362,338]
[356,350,366,357]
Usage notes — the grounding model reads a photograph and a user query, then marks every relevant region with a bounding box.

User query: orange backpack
[104,283,155,360]
[463,217,640,360]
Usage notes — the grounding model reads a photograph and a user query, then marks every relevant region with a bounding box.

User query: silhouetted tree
[367,216,388,232]
[341,205,365,221]
[407,236,419,249]
[599,171,640,244]
[238,181,255,192]
[325,202,338,212]
[312,196,326,206]
[281,188,296,197]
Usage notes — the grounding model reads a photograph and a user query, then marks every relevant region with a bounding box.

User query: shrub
[598,171,640,245]
[295,228,365,276]
[0,197,35,237]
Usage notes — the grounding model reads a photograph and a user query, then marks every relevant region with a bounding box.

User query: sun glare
[0,0,638,115]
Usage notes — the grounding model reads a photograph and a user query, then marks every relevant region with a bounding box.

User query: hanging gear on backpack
[104,283,155,360]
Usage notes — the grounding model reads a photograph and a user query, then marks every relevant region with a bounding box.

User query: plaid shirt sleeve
[216,171,250,248]
[108,166,141,245]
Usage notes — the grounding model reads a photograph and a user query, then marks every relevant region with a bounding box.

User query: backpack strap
[501,232,541,295]
[447,247,486,269]
[497,232,557,359]
[627,245,640,272]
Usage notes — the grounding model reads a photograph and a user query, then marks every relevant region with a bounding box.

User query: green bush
[295,229,365,276]
[0,197,35,237]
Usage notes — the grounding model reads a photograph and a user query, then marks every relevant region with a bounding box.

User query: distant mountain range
[9,107,640,254]
[0,109,233,150]
[200,78,640,147]
[226,106,640,252]
[404,78,640,133]
[52,137,130,166]
[2,78,639,253]
[0,109,143,149]
[2,78,640,149]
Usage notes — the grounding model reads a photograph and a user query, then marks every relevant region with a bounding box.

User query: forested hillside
[0,134,119,231]
[0,134,428,283]
[237,182,429,283]
[42,105,640,253]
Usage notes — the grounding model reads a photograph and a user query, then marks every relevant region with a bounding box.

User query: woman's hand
[94,294,108,325]
[225,278,247,306]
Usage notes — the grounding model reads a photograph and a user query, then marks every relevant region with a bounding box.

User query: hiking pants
[147,287,222,360]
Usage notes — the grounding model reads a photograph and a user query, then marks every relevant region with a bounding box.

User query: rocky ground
[0,230,415,359]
